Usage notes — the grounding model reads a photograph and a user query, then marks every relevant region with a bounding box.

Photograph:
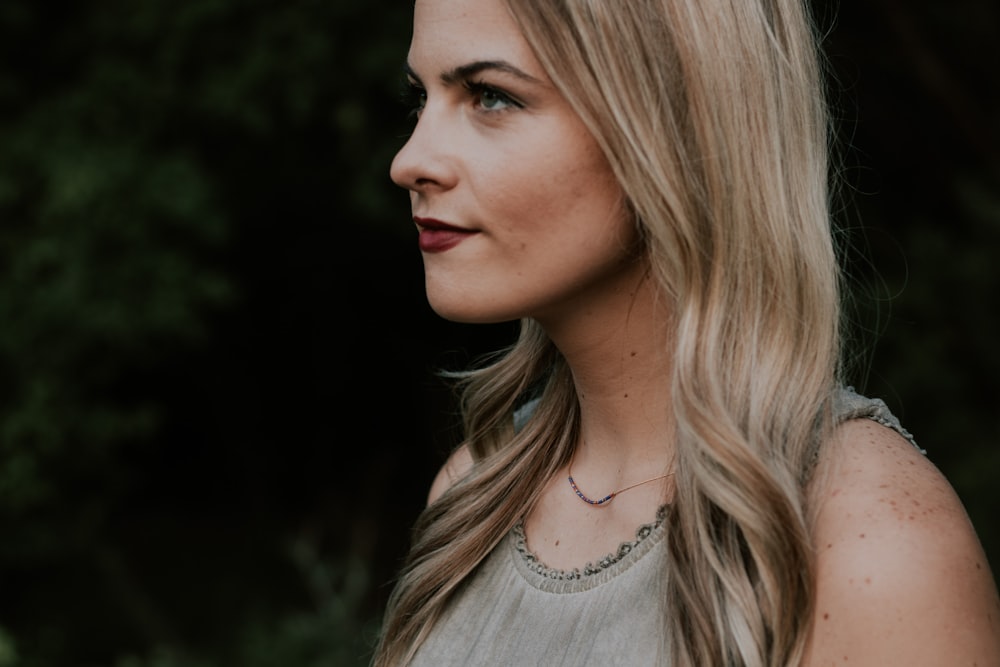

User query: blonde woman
[374,0,1000,664]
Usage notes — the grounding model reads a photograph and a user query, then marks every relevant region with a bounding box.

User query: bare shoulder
[427,443,474,506]
[803,418,1000,666]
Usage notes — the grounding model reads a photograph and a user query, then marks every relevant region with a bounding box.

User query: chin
[428,303,511,325]
[425,292,516,325]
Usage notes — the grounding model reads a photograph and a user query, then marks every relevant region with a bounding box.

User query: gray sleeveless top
[408,388,919,667]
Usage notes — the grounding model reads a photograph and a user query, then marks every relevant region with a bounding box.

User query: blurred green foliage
[0,1,418,665]
[0,0,996,665]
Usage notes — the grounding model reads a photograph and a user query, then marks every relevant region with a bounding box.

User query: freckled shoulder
[427,443,474,506]
[803,418,1000,666]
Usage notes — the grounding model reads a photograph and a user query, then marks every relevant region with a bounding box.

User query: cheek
[496,146,620,227]
[546,130,621,209]
[468,118,629,258]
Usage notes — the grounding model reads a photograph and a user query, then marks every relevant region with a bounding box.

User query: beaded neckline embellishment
[513,505,668,581]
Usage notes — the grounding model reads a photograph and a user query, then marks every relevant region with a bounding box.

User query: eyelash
[463,81,522,112]
[400,79,522,118]
[401,81,426,118]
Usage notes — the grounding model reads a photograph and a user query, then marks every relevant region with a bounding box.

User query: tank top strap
[834,385,924,454]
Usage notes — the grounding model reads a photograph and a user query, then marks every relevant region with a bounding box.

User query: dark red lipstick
[414,217,476,253]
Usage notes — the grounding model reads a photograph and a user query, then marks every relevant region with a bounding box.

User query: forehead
[409,0,541,74]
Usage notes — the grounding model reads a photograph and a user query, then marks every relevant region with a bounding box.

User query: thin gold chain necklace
[567,454,674,506]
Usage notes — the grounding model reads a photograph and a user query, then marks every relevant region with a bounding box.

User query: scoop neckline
[508,505,669,593]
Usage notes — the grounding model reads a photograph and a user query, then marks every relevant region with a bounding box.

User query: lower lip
[418,229,475,253]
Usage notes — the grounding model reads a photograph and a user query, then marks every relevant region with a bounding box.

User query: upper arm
[427,444,474,506]
[804,419,1000,666]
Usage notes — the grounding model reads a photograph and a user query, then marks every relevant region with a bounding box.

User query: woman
[374,0,1000,664]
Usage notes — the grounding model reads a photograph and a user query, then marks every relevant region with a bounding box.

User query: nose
[389,107,458,194]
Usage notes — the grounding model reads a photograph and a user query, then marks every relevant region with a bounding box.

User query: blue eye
[465,82,521,112]
[478,87,511,111]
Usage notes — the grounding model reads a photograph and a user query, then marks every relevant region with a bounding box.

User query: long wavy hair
[373,0,841,665]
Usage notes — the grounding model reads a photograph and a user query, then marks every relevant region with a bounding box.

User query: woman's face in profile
[391,0,643,327]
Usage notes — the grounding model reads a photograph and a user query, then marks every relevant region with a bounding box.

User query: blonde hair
[374,0,840,665]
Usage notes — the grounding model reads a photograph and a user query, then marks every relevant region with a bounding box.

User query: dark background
[0,1,996,665]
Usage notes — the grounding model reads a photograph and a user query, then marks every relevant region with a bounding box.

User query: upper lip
[413,216,473,232]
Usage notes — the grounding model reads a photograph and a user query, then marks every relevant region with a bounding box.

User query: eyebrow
[404,60,543,86]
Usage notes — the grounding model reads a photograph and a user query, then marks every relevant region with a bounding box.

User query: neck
[540,267,676,482]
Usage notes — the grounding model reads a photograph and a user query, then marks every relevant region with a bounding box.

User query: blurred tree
[0,1,421,664]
